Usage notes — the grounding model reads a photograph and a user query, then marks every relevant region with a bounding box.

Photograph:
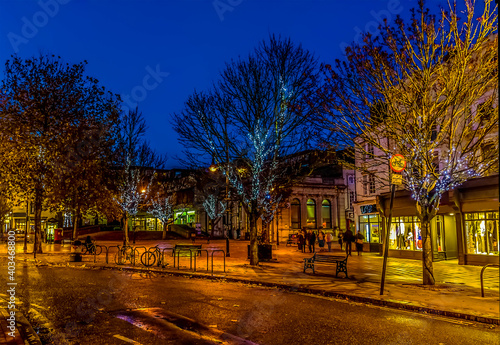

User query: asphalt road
[1,260,499,345]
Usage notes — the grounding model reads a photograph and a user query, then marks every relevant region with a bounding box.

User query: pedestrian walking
[297,232,304,251]
[337,229,344,251]
[308,229,316,253]
[302,229,307,253]
[355,230,365,255]
[326,231,333,252]
[343,228,354,256]
[317,229,325,252]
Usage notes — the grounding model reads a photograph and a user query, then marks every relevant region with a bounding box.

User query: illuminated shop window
[321,200,331,228]
[389,216,422,250]
[465,212,499,255]
[291,199,301,229]
[359,214,381,243]
[306,199,316,228]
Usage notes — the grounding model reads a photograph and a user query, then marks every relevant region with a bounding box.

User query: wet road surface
[0,260,498,345]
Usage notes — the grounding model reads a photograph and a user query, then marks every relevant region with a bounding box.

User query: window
[389,216,422,250]
[481,142,499,175]
[291,199,301,229]
[366,143,374,158]
[431,125,438,141]
[349,191,356,208]
[306,199,316,228]
[432,152,439,174]
[465,212,499,255]
[347,175,355,185]
[321,200,331,228]
[358,214,381,243]
[363,174,376,195]
[477,99,493,124]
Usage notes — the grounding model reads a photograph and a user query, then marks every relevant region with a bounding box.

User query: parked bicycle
[83,239,102,255]
[141,245,167,268]
[114,245,136,265]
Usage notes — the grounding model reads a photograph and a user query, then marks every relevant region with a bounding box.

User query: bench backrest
[314,254,347,262]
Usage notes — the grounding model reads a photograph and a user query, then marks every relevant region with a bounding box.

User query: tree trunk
[162,222,167,240]
[249,210,259,265]
[72,209,80,240]
[421,218,435,285]
[123,213,129,246]
[34,192,43,254]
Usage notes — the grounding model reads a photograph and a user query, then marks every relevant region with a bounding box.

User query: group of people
[296,226,365,256]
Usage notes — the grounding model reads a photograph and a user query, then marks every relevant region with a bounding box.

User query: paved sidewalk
[2,239,499,343]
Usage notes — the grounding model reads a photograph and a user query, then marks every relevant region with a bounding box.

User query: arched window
[306,199,316,228]
[322,200,331,228]
[291,199,301,229]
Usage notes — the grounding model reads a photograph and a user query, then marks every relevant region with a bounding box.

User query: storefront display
[465,212,499,255]
[359,214,381,243]
[389,216,421,251]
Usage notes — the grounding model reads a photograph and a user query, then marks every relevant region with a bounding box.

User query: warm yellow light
[141,189,146,193]
[209,165,217,172]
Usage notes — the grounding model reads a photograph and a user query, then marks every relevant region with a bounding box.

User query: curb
[92,264,500,326]
[0,305,42,345]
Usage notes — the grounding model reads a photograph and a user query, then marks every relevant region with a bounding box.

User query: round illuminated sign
[390,154,407,173]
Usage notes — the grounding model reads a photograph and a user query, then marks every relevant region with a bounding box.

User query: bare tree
[172,35,319,265]
[315,0,498,284]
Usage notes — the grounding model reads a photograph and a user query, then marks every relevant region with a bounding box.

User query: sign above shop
[390,154,407,173]
[360,204,377,214]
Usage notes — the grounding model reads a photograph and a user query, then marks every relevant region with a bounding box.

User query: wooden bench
[303,253,348,278]
[174,244,202,256]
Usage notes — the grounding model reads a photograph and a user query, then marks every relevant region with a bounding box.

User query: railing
[480,264,499,297]
[211,249,226,276]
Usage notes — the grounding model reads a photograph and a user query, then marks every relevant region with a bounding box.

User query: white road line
[113,334,143,344]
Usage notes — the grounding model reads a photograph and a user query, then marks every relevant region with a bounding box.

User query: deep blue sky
[1,0,465,168]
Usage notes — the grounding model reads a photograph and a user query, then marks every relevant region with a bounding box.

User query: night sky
[1,0,461,168]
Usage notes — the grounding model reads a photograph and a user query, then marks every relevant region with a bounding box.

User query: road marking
[113,334,142,344]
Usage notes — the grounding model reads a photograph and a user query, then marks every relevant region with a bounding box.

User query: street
[1,260,498,345]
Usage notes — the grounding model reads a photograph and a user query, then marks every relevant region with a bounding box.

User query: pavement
[1,239,499,344]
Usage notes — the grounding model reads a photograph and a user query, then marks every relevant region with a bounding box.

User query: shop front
[455,175,499,266]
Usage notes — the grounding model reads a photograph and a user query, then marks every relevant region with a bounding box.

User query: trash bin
[247,244,273,261]
[69,253,82,262]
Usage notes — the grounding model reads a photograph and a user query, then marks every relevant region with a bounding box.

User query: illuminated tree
[114,107,166,245]
[173,35,319,265]
[148,194,173,240]
[315,0,498,284]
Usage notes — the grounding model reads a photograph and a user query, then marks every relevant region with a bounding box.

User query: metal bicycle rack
[161,248,175,268]
[133,246,147,266]
[192,249,209,272]
[480,264,499,297]
[211,249,226,276]
[106,245,120,264]
[175,249,196,270]
[93,245,104,263]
